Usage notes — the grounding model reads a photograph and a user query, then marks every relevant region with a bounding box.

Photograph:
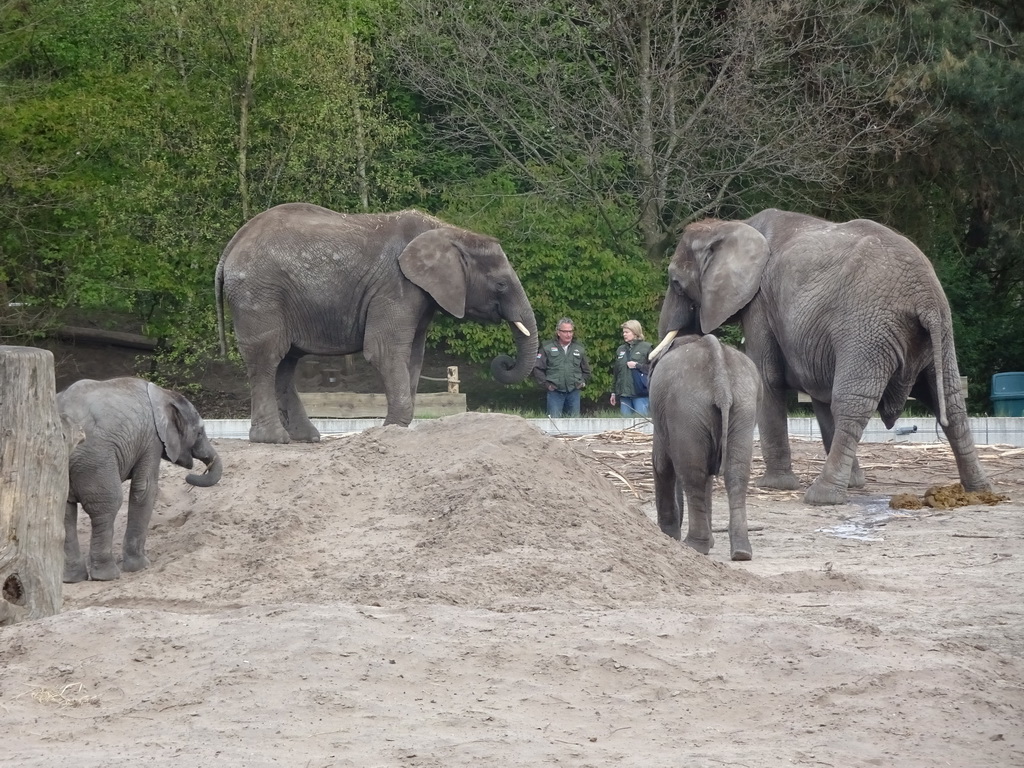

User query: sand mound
[64,412,759,612]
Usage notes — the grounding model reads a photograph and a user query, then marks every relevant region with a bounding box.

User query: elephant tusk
[514,321,532,337]
[648,329,679,362]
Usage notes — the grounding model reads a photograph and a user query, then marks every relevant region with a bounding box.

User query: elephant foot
[658,522,682,541]
[286,423,321,443]
[849,463,866,489]
[250,422,291,444]
[804,477,848,506]
[684,534,714,555]
[964,477,995,494]
[756,470,801,491]
[89,560,121,581]
[63,562,88,584]
[729,533,753,561]
[121,553,151,573]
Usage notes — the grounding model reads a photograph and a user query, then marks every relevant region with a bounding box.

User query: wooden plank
[298,391,467,419]
[797,377,969,404]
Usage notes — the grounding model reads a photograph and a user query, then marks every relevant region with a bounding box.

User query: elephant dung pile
[64,412,758,612]
[890,483,1010,511]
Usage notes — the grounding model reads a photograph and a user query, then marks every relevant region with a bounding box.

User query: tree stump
[0,346,71,625]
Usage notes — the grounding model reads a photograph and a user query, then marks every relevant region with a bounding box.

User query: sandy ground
[3,412,1023,767]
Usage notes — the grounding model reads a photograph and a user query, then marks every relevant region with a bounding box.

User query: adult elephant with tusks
[216,203,539,442]
[650,208,992,506]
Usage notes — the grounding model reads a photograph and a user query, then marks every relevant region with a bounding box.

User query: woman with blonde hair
[610,319,653,416]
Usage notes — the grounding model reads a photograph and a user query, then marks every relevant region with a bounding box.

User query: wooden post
[0,346,70,625]
[447,366,459,394]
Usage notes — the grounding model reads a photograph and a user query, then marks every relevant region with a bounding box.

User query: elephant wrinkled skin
[652,209,991,506]
[216,203,539,442]
[651,335,762,560]
[59,377,222,582]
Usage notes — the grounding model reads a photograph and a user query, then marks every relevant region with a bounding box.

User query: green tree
[0,0,420,372]
[428,170,663,401]
[848,1,1024,411]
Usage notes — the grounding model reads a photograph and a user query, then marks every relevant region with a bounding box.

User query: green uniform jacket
[612,340,653,397]
[533,339,592,392]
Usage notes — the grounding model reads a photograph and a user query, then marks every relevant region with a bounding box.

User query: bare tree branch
[391,0,931,260]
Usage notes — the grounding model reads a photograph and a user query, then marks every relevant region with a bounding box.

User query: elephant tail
[706,335,733,475]
[215,258,227,359]
[922,308,949,427]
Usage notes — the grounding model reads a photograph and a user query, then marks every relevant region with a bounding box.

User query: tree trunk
[346,3,369,212]
[238,24,260,222]
[0,346,71,625]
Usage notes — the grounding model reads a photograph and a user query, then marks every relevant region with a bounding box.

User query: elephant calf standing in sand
[650,335,762,561]
[58,378,223,582]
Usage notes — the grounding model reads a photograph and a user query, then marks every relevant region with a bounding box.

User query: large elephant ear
[696,221,769,333]
[398,228,468,318]
[148,381,187,464]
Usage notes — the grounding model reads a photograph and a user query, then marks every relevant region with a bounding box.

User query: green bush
[430,172,664,402]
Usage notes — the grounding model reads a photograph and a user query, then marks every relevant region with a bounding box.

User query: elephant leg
[379,359,415,426]
[276,354,320,443]
[363,303,434,427]
[366,339,417,427]
[724,431,755,562]
[63,502,89,583]
[811,398,864,489]
[407,325,428,397]
[755,383,801,491]
[805,376,879,505]
[683,475,715,555]
[82,489,124,581]
[746,329,800,491]
[240,334,292,444]
[942,415,992,492]
[121,472,157,573]
[653,443,681,540]
[918,375,993,493]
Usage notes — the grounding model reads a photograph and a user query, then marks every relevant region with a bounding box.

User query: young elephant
[58,378,223,582]
[650,335,761,561]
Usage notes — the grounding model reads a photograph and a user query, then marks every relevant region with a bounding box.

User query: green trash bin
[991,372,1024,417]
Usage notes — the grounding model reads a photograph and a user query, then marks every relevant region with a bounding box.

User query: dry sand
[3,412,1022,767]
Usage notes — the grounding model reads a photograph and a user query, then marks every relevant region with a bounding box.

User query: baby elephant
[649,334,761,561]
[58,377,223,582]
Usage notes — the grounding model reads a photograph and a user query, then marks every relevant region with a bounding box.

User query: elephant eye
[496,279,509,293]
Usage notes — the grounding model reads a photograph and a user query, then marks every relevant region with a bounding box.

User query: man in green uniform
[533,317,592,417]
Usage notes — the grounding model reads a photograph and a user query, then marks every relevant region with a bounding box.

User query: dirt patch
[3,417,1023,766]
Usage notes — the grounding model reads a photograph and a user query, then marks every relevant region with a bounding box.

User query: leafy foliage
[843,2,1024,410]
[0,0,1019,414]
[430,171,662,400]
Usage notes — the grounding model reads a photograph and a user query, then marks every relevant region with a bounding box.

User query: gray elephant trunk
[491,308,539,385]
[185,450,223,488]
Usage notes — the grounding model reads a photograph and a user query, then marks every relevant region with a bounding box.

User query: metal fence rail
[204,416,1024,447]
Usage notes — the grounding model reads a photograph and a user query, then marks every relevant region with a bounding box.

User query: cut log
[0,346,71,625]
[54,325,158,351]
